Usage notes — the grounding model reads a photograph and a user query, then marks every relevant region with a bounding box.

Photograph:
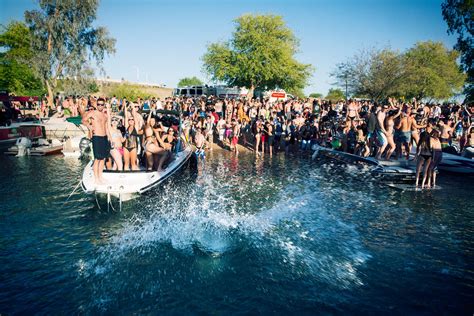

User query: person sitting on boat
[123,105,143,171]
[106,103,124,171]
[81,97,109,184]
[160,127,176,167]
[143,114,167,171]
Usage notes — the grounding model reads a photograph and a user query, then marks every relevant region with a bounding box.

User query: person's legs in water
[421,157,432,189]
[255,134,261,155]
[415,157,425,188]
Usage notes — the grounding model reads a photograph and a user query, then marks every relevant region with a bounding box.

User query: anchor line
[62,179,83,206]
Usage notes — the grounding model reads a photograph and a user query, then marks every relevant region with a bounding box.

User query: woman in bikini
[427,129,442,188]
[143,114,167,171]
[384,108,401,160]
[106,104,125,170]
[415,131,432,188]
[123,105,142,171]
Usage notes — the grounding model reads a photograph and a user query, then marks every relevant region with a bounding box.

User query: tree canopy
[177,76,203,87]
[0,21,44,96]
[25,0,115,103]
[333,47,405,102]
[325,88,345,101]
[402,41,465,100]
[442,0,474,103]
[309,93,323,98]
[202,14,313,97]
[332,42,465,102]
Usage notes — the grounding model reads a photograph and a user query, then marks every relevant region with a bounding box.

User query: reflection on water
[0,153,473,314]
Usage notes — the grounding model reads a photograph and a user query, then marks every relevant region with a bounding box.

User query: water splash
[80,166,371,292]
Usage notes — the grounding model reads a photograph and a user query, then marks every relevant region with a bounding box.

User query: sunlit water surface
[0,151,473,314]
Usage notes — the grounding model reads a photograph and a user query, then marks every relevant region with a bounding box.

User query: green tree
[325,88,345,101]
[309,93,323,98]
[332,47,405,102]
[442,0,474,103]
[402,41,465,100]
[177,76,203,87]
[0,21,44,96]
[202,14,313,97]
[25,0,116,105]
[56,67,99,96]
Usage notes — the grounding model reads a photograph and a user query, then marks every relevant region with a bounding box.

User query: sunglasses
[97,103,105,106]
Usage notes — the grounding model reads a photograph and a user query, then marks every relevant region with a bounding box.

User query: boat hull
[81,147,193,196]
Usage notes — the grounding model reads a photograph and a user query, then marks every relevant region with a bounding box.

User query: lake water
[0,151,473,314]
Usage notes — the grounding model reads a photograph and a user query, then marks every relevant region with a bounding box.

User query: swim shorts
[398,131,410,143]
[92,135,109,160]
[376,130,387,147]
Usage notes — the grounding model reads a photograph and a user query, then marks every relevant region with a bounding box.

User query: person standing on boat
[427,129,442,188]
[123,104,143,171]
[82,98,109,184]
[384,107,401,160]
[106,103,124,171]
[415,130,432,189]
[375,104,389,160]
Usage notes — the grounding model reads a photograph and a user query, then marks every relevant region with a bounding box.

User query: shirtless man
[439,119,453,148]
[395,106,413,159]
[194,128,206,160]
[375,105,389,160]
[82,98,108,184]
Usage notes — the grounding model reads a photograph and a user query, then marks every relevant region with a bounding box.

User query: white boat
[5,137,63,156]
[40,116,88,139]
[0,122,45,152]
[81,110,193,201]
[81,145,192,199]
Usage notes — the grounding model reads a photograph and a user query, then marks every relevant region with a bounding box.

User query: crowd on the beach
[6,93,473,188]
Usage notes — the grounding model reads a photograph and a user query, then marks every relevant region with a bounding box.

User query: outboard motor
[79,137,92,159]
[16,137,32,157]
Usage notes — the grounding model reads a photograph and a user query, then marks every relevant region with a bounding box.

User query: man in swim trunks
[375,104,389,160]
[82,97,108,184]
[395,106,414,160]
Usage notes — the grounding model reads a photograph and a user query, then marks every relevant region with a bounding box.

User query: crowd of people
[6,92,473,188]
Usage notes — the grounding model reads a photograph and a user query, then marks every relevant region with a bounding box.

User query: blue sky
[1,0,456,95]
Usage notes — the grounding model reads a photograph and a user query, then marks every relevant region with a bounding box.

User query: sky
[0,0,457,96]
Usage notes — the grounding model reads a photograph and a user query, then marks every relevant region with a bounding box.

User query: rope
[62,179,83,206]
